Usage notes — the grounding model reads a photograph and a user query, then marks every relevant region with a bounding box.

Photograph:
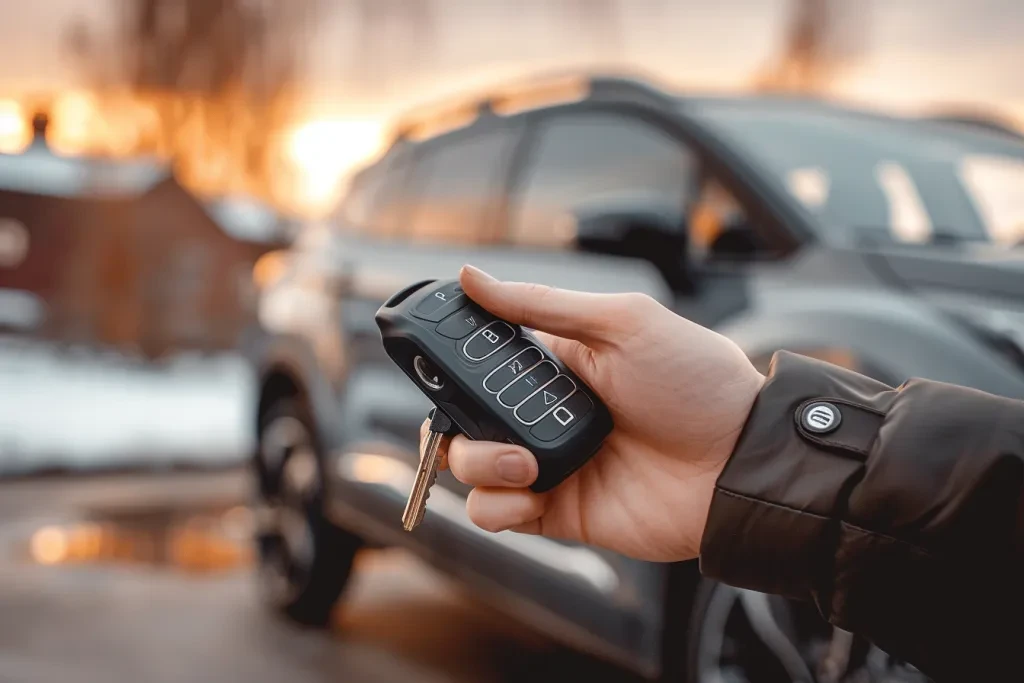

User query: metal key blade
[402,429,446,531]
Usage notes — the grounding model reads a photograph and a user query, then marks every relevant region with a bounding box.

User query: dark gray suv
[250,74,1024,682]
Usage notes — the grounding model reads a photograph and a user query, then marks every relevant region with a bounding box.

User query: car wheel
[686,579,929,683]
[254,397,362,626]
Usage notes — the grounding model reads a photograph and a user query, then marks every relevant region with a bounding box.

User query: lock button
[463,321,516,361]
[531,391,593,441]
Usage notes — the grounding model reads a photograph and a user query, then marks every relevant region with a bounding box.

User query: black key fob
[375,278,613,492]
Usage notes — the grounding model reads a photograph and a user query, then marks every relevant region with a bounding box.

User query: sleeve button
[800,402,841,434]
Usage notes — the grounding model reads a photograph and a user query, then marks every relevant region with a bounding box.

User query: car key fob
[375,278,613,493]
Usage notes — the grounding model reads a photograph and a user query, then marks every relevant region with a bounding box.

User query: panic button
[531,392,593,441]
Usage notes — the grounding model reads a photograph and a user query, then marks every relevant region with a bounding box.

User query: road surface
[0,469,639,683]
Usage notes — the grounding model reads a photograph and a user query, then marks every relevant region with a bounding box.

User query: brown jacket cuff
[698,351,894,605]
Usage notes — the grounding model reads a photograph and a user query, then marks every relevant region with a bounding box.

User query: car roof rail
[388,71,675,144]
[921,111,1024,142]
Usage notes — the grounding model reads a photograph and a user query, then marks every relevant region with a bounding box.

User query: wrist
[695,368,765,555]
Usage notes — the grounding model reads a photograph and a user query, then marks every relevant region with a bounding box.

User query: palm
[533,323,758,561]
[539,417,727,561]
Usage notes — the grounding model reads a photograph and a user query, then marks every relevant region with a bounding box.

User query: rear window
[339,163,387,226]
[402,127,518,244]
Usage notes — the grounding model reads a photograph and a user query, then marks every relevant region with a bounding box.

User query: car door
[332,108,698,673]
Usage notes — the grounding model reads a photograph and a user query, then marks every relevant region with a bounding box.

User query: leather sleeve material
[699,351,1024,681]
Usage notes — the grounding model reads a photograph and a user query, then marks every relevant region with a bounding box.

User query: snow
[0,337,255,474]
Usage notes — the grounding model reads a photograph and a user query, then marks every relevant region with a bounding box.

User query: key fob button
[531,392,593,441]
[411,282,466,322]
[436,305,492,339]
[484,346,543,393]
[514,375,575,425]
[497,360,556,406]
[463,321,516,361]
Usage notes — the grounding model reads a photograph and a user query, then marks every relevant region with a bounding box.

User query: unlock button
[530,392,593,441]
[437,305,492,340]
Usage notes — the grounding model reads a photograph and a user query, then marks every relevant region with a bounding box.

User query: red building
[0,132,291,358]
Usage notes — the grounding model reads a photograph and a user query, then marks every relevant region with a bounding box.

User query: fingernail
[496,453,531,484]
[462,264,497,283]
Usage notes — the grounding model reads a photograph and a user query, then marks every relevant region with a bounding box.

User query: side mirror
[707,221,761,262]
[574,205,692,290]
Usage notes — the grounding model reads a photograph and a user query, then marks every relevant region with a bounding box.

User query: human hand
[424,265,764,562]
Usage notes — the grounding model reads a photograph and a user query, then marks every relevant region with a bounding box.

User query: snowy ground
[0,337,255,474]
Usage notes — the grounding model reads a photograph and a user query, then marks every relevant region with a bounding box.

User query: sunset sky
[1,0,1022,211]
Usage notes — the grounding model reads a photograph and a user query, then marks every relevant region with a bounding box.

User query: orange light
[253,250,289,290]
[350,453,407,484]
[0,99,30,154]
[30,526,69,565]
[285,118,386,214]
[49,90,103,156]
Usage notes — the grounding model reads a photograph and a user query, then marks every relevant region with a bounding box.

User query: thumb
[460,265,620,342]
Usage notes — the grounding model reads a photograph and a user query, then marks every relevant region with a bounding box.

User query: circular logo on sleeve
[801,402,841,434]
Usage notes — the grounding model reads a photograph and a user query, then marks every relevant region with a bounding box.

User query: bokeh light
[286,118,386,214]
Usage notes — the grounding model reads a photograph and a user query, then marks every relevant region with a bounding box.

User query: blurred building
[0,115,290,358]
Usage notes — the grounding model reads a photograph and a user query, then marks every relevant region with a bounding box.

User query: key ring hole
[413,355,445,391]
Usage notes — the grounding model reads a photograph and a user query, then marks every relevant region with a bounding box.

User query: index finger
[460,265,623,343]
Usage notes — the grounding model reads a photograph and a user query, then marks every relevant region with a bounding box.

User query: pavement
[0,469,638,683]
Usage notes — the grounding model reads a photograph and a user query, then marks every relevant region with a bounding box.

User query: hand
[426,265,765,562]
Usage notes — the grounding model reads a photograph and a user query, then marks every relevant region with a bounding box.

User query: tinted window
[689,101,1024,246]
[340,162,387,226]
[510,112,694,247]
[368,146,415,237]
[403,127,517,243]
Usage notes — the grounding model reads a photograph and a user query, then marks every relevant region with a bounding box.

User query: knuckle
[627,292,659,312]
[613,292,658,325]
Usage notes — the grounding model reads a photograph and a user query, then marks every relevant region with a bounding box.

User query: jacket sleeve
[699,351,1023,682]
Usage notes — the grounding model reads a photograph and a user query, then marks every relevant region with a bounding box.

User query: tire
[685,578,929,683]
[254,397,362,626]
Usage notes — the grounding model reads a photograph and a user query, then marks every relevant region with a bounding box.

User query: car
[249,73,1024,682]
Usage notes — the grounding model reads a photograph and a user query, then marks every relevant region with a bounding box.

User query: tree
[754,0,869,94]
[65,0,317,203]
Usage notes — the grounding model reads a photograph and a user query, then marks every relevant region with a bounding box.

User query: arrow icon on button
[543,391,557,405]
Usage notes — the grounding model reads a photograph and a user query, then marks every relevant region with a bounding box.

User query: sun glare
[0,99,29,154]
[286,118,386,214]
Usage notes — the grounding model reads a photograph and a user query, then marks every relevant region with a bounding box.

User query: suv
[251,74,1024,682]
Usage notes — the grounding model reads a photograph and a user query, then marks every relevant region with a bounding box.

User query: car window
[367,147,415,237]
[340,161,387,227]
[509,112,695,248]
[688,175,752,259]
[690,102,1024,247]
[402,127,518,244]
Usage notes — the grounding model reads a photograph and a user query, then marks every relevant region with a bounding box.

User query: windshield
[688,100,1024,248]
